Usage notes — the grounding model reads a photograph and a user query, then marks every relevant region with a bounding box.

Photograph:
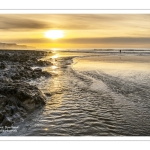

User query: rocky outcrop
[36,60,52,66]
[5,65,51,80]
[0,79,47,127]
[0,50,52,127]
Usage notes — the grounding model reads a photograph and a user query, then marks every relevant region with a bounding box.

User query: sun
[45,30,64,40]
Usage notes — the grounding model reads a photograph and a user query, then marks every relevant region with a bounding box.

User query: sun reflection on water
[43,76,64,115]
[51,48,59,51]
[51,65,57,69]
[44,128,48,131]
[42,53,64,115]
[51,54,59,59]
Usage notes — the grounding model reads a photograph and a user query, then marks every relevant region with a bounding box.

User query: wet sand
[1,50,150,136]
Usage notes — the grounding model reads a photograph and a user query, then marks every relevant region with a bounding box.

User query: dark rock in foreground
[0,50,52,127]
[0,81,46,126]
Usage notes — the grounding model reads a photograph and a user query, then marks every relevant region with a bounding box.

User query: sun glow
[51,54,59,59]
[45,30,64,40]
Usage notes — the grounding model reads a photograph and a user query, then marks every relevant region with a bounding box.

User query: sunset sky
[1,14,150,49]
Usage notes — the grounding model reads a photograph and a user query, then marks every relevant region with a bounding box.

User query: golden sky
[1,14,150,49]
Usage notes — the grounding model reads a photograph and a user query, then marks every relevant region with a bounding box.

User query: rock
[0,62,7,69]
[20,67,24,71]
[36,60,45,66]
[44,92,52,97]
[10,105,18,114]
[22,99,36,111]
[0,76,12,83]
[16,89,31,102]
[11,67,17,72]
[12,113,21,122]
[0,81,46,115]
[11,73,21,80]
[15,83,46,110]
[2,117,13,126]
[19,111,27,117]
[0,95,8,109]
[0,50,53,126]
[5,105,12,116]
[42,71,51,77]
[34,68,42,72]
[36,60,52,66]
[0,112,4,122]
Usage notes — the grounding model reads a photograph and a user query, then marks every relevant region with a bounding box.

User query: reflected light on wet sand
[51,48,59,51]
[44,128,48,131]
[51,65,57,69]
[51,54,59,59]
[42,54,64,114]
[43,76,63,114]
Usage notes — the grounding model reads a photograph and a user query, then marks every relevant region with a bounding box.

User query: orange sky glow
[1,14,150,49]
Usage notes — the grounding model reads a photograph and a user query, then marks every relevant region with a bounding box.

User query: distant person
[120,50,121,53]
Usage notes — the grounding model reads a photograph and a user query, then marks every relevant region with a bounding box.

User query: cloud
[5,37,150,45]
[2,14,150,31]
[0,15,93,31]
[0,15,50,30]
[40,14,150,30]
[61,37,150,44]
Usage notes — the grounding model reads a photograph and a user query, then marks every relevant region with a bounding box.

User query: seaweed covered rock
[36,60,52,66]
[0,50,53,127]
[0,81,46,126]
[15,82,46,111]
[0,82,46,110]
[3,65,51,80]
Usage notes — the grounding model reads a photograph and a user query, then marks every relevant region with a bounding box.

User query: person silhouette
[120,50,121,53]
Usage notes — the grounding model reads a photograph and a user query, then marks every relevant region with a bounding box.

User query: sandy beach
[0,49,150,136]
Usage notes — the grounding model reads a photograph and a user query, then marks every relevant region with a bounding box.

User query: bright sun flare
[45,30,64,40]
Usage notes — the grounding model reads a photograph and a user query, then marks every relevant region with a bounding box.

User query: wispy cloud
[1,14,150,31]
[5,37,150,44]
[61,37,150,44]
[0,15,50,30]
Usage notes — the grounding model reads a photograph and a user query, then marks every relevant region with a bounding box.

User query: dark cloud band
[0,15,50,30]
[3,37,150,44]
